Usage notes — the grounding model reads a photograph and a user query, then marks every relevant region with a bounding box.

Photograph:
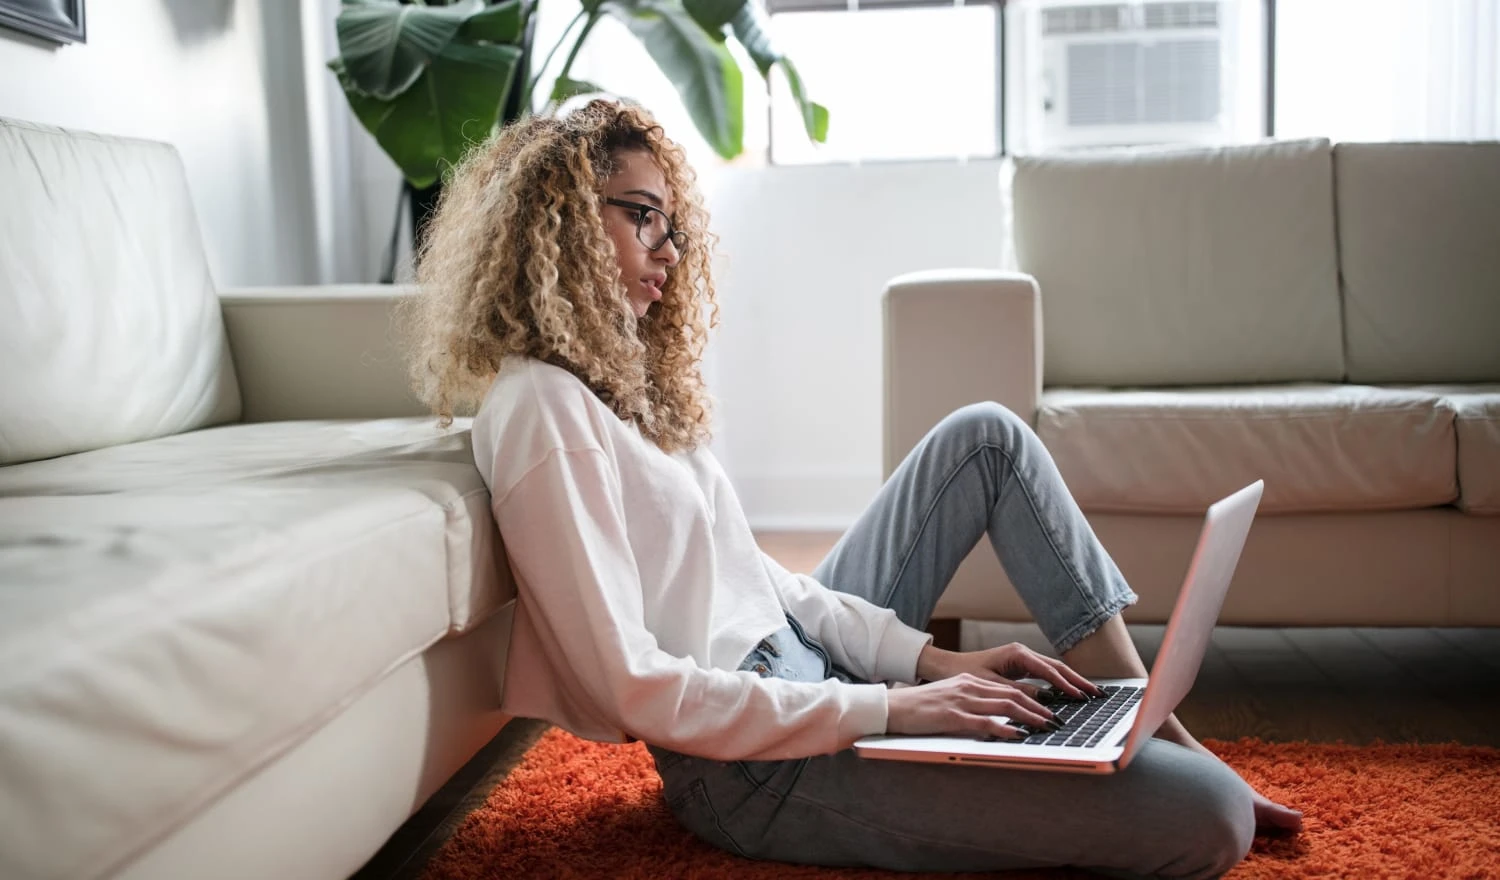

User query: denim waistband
[739,614,854,684]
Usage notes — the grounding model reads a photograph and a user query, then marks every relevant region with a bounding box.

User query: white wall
[705,159,1011,529]
[0,0,322,288]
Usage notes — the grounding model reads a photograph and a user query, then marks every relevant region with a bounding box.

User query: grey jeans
[648,403,1256,879]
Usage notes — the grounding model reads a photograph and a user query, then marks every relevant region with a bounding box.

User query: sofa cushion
[0,418,511,632]
[1036,384,1456,514]
[0,485,452,880]
[1012,138,1345,387]
[1336,143,1500,384]
[0,118,241,466]
[1407,385,1500,515]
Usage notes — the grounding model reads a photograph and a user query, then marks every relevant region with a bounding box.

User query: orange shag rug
[422,729,1500,879]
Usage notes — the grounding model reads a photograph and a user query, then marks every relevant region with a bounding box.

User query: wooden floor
[352,531,1500,880]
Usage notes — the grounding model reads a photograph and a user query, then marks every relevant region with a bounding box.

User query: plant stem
[525,8,588,111]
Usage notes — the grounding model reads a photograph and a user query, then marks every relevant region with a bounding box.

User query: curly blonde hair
[402,99,719,453]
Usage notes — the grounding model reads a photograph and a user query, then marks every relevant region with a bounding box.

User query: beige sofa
[884,138,1500,632]
[0,119,515,879]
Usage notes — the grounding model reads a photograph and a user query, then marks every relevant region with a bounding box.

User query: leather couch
[0,118,515,879]
[883,138,1500,632]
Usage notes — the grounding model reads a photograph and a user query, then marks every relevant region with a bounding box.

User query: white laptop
[854,480,1263,775]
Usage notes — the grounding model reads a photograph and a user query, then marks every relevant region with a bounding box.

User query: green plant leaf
[681,0,739,39]
[550,75,607,105]
[330,56,400,139]
[459,0,525,44]
[726,1,827,142]
[333,40,522,188]
[337,0,486,100]
[600,0,744,159]
[723,1,773,77]
[774,57,828,142]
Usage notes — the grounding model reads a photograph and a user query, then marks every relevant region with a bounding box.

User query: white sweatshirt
[470,358,933,761]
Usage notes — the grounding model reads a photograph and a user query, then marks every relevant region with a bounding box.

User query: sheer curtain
[297,0,417,283]
[1394,0,1500,139]
[1276,0,1499,141]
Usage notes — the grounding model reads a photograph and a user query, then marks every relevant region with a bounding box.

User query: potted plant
[329,0,827,279]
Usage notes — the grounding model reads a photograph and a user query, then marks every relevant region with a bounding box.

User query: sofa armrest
[219,285,430,423]
[883,269,1042,477]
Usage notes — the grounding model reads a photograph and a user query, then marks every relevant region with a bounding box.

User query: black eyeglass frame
[605,198,688,253]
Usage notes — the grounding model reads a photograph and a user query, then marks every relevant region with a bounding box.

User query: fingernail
[1045,720,1064,732]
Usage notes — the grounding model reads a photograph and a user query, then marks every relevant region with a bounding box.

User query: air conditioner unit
[1015,0,1238,151]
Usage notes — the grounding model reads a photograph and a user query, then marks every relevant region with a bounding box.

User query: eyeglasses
[606,198,688,253]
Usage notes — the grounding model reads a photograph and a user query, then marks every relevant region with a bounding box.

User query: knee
[1170,766,1255,879]
[1191,803,1255,879]
[935,401,1032,450]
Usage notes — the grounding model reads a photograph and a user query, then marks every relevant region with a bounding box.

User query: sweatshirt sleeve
[761,552,933,686]
[492,445,892,760]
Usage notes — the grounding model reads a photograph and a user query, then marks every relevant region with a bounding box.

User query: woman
[406,99,1300,879]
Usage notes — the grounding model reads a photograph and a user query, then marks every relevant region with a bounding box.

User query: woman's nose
[655,238,681,268]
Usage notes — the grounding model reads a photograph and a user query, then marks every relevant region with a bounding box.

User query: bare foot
[1252,791,1304,834]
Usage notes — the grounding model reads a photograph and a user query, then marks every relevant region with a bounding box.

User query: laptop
[854,480,1263,775]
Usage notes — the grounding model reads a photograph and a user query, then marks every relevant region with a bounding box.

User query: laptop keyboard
[1015,685,1144,748]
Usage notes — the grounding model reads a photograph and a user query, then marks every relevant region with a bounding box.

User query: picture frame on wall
[0,0,85,44]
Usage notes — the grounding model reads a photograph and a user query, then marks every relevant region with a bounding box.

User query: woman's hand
[885,673,1062,739]
[916,641,1106,700]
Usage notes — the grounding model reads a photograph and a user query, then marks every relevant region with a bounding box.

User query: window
[766,1,1002,164]
[767,0,1270,162]
[560,0,1493,167]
